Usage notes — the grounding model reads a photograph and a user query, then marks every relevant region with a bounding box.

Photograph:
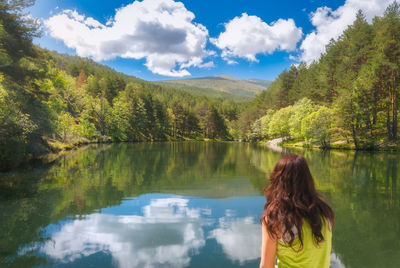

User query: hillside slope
[156,75,271,98]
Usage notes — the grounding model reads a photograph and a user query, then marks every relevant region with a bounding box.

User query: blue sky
[28,0,391,81]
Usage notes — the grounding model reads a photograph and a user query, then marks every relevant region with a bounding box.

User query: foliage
[268,105,294,138]
[289,98,316,139]
[243,5,400,149]
[301,106,333,148]
[0,0,236,170]
[2,1,400,170]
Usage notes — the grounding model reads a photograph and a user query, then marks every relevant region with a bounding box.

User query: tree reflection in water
[0,142,399,267]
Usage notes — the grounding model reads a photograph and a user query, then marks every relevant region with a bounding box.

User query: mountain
[155,75,271,98]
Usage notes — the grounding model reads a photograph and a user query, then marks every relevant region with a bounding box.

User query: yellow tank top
[276,218,332,268]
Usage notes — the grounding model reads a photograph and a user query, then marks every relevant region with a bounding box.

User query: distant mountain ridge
[156,75,271,98]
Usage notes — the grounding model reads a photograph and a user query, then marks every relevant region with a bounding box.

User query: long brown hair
[261,153,334,248]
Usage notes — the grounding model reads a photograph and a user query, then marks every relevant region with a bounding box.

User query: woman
[260,153,334,268]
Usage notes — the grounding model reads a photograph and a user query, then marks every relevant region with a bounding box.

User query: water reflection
[40,196,206,268]
[0,142,399,267]
[210,216,261,264]
[35,194,264,267]
[331,252,346,268]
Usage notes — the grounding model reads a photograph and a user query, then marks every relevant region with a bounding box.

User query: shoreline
[260,139,400,152]
[0,137,231,172]
[2,137,400,173]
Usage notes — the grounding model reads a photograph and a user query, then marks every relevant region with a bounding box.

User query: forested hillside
[2,0,400,171]
[157,75,271,98]
[0,1,243,170]
[240,5,400,150]
[152,81,251,102]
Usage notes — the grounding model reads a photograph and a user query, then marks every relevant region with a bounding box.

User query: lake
[0,142,399,267]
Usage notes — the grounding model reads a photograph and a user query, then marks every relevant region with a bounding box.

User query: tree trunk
[387,103,392,141]
[350,99,359,149]
[372,84,378,125]
[393,91,398,140]
[392,73,397,140]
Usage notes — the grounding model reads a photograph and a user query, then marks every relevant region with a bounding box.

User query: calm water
[0,142,399,268]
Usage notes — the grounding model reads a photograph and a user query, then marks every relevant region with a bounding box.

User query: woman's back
[276,218,332,268]
[259,154,334,268]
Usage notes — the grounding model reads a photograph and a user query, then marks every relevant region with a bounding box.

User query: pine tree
[373,2,400,140]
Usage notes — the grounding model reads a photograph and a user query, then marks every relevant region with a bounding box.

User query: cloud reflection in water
[41,198,205,268]
[210,214,261,264]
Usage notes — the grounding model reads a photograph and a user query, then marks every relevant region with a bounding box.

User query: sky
[28,0,394,81]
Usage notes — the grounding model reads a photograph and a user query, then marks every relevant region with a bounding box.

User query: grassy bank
[261,139,400,152]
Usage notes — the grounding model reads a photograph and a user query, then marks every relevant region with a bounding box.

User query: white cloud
[211,13,303,63]
[45,0,212,77]
[209,215,261,264]
[63,9,85,22]
[199,61,215,68]
[226,59,238,65]
[39,198,206,268]
[300,0,393,64]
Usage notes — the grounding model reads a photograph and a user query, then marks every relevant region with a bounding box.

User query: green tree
[0,0,39,80]
[301,106,333,148]
[260,109,275,139]
[203,105,228,139]
[268,106,294,138]
[289,98,316,139]
[57,112,76,142]
[372,2,400,141]
[0,74,37,169]
[79,112,97,139]
[108,97,130,141]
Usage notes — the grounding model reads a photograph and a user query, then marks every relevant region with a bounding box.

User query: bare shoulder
[260,214,282,239]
